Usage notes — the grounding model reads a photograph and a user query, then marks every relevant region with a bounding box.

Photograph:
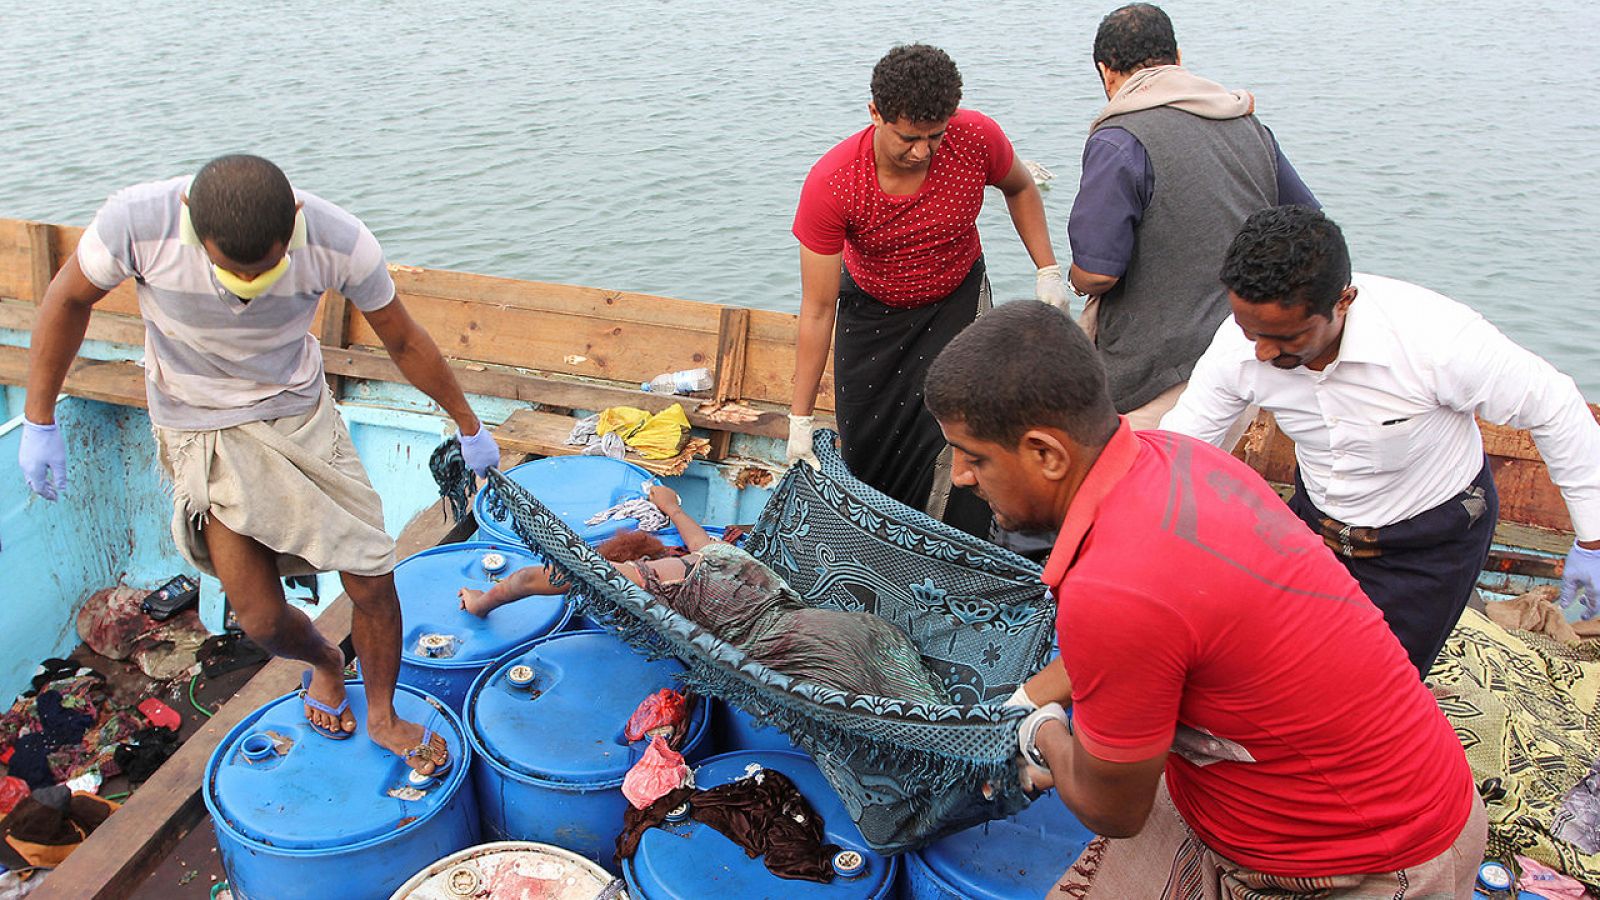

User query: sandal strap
[299,670,351,718]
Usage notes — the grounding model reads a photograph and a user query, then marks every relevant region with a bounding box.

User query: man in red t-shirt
[787,44,1065,540]
[923,301,1485,897]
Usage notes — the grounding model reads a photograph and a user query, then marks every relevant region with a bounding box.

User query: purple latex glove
[458,425,500,476]
[1558,542,1600,616]
[18,420,68,501]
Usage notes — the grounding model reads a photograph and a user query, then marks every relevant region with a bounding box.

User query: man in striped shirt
[20,155,499,773]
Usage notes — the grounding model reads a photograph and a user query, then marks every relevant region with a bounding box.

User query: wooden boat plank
[345,288,723,389]
[0,344,145,408]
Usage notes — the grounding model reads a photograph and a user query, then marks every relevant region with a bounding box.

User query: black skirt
[833,258,992,537]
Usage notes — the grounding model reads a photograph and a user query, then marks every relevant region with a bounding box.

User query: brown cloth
[1486,586,1600,644]
[0,788,119,871]
[615,769,841,883]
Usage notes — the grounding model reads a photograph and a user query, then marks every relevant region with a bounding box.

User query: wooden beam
[319,289,351,398]
[321,346,819,440]
[710,307,751,459]
[0,297,145,346]
[26,221,56,303]
[32,499,464,900]
[0,344,146,408]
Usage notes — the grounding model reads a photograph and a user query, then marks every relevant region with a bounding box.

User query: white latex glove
[1034,264,1071,313]
[1004,684,1039,711]
[786,414,820,470]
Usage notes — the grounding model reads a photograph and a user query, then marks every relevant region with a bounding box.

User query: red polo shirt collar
[1041,417,1138,586]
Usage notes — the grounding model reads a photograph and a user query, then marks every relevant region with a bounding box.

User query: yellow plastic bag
[597,403,691,460]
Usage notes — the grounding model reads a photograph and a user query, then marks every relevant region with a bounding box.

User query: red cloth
[792,109,1014,308]
[624,689,688,745]
[1042,421,1474,877]
[0,777,28,816]
[621,736,691,810]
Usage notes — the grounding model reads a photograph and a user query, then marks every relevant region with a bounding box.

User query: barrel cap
[395,542,569,666]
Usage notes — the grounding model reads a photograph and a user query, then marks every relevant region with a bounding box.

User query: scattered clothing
[596,404,691,460]
[1431,608,1600,886]
[25,661,82,698]
[582,432,626,460]
[684,767,841,884]
[1055,779,1485,898]
[586,498,669,533]
[623,689,689,745]
[621,736,691,810]
[0,777,29,816]
[1517,854,1593,899]
[113,727,182,785]
[634,542,948,705]
[616,786,694,864]
[565,413,601,447]
[198,632,272,678]
[0,788,119,871]
[5,735,53,790]
[0,671,145,788]
[615,767,840,883]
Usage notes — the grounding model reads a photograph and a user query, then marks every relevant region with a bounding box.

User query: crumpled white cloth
[586,497,669,532]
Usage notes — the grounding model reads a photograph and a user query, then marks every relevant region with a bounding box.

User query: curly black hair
[1219,206,1351,318]
[870,44,963,124]
[189,154,298,265]
[1093,4,1179,74]
[926,301,1118,449]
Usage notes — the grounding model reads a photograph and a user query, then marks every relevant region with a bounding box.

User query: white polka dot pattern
[793,109,1014,308]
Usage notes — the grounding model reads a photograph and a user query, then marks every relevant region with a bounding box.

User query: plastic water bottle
[641,367,713,394]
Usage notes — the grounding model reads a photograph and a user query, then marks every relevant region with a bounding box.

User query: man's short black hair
[871,44,963,124]
[1220,206,1352,318]
[188,154,297,264]
[925,302,1119,449]
[1093,4,1179,74]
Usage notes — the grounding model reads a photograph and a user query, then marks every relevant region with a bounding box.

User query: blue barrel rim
[621,749,899,896]
[203,679,473,857]
[395,541,576,670]
[464,628,710,790]
[472,456,657,545]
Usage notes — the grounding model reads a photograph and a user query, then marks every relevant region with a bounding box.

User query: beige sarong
[1055,780,1486,899]
[153,390,395,578]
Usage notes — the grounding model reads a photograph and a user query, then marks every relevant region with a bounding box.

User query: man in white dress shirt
[1162,206,1600,676]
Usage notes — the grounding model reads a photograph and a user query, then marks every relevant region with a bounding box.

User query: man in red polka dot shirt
[789,44,1065,538]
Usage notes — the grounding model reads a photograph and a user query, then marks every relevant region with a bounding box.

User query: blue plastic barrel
[395,541,571,711]
[624,750,897,899]
[465,629,711,870]
[473,456,657,545]
[900,790,1094,899]
[712,703,800,754]
[205,681,478,900]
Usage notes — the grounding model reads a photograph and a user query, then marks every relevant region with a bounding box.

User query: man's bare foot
[301,660,356,737]
[458,587,493,618]
[368,715,449,776]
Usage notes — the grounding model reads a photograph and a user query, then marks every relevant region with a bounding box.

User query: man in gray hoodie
[1068,3,1318,428]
